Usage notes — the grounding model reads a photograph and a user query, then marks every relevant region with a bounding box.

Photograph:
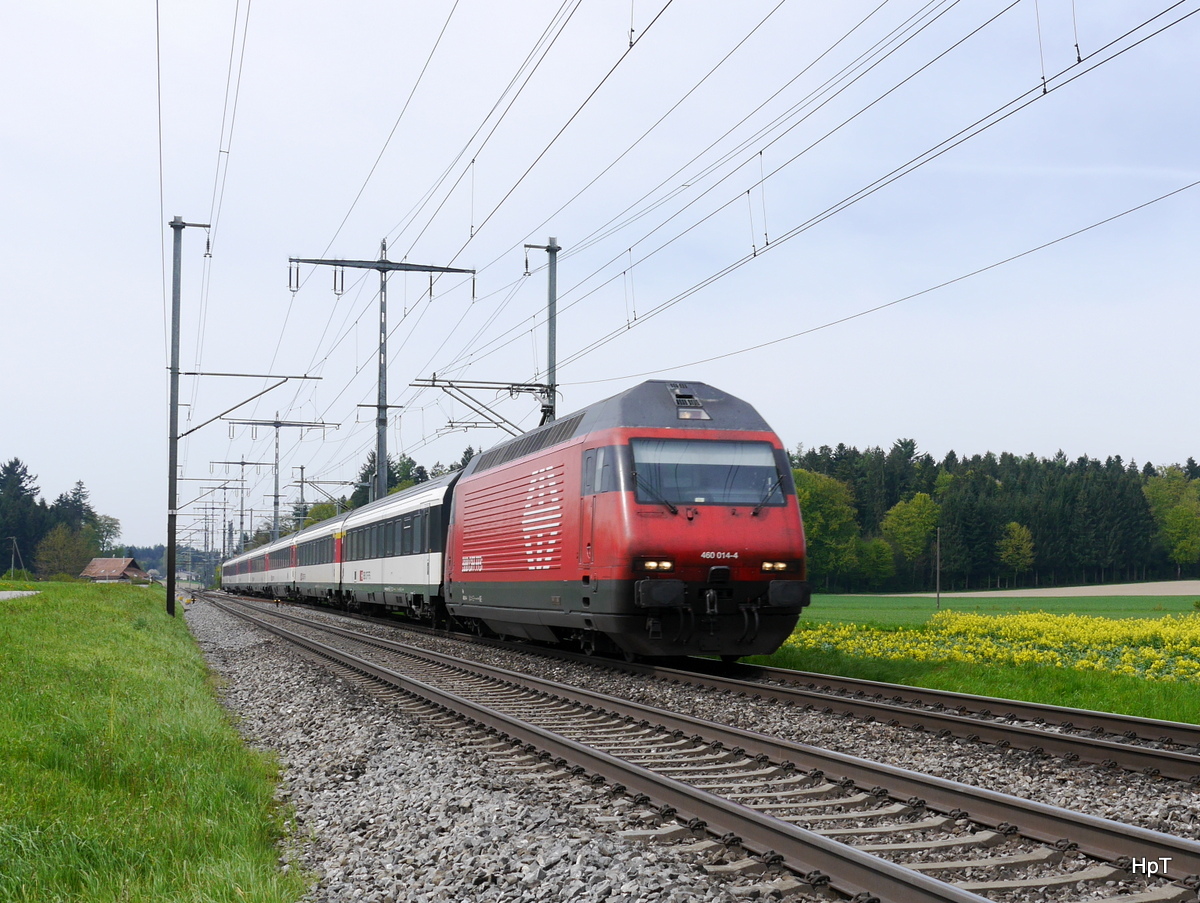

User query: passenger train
[221,380,810,660]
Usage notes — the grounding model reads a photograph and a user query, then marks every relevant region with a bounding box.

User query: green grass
[795,592,1200,628]
[0,576,40,592]
[752,643,1200,724]
[0,582,309,903]
[750,593,1200,723]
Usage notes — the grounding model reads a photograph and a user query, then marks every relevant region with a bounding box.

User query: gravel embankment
[187,601,801,903]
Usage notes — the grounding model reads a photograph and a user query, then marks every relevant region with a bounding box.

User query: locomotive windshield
[629,439,786,507]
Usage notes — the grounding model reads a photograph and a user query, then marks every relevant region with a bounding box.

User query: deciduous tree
[1143,467,1200,577]
[996,521,1035,586]
[855,536,895,589]
[303,502,339,528]
[881,492,939,569]
[1162,502,1200,578]
[35,524,97,578]
[91,514,121,554]
[792,469,861,589]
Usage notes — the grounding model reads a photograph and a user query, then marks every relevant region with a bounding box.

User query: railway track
[204,594,1200,903]
[230,591,1200,785]
[634,661,1200,785]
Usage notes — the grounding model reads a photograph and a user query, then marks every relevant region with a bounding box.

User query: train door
[579,448,600,567]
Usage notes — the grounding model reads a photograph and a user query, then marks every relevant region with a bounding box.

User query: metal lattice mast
[290,241,474,502]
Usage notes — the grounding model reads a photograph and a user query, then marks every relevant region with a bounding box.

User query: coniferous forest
[790,441,1200,593]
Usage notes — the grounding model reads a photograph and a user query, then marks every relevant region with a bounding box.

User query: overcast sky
[2,1,1197,549]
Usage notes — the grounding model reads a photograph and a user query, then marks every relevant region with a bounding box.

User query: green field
[796,592,1199,627]
[0,582,308,903]
[752,592,1200,723]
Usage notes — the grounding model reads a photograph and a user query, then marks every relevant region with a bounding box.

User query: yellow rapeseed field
[786,611,1200,682]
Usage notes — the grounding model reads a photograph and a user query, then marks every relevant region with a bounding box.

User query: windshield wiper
[633,471,678,515]
[752,472,785,517]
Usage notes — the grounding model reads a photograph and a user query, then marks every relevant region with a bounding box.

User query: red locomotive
[445,380,809,659]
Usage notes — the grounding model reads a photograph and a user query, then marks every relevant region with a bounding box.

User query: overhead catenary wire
[412,0,1180,422]
[205,0,254,248]
[299,0,651,431]
[456,0,1196,380]
[414,0,893,387]
[465,0,904,287]
[506,0,946,274]
[155,0,169,367]
[1034,0,1049,93]
[387,0,587,254]
[400,0,678,263]
[260,0,480,408]
[565,176,1200,385]
[429,0,995,376]
[190,0,254,431]
[554,0,1198,372]
[317,0,465,260]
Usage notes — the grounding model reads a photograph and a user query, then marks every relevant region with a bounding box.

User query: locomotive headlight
[636,558,675,572]
[761,560,791,572]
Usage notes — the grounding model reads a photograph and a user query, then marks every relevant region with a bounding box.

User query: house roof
[80,558,150,580]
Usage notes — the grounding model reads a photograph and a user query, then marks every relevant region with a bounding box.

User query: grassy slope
[0,583,308,903]
[749,593,1200,724]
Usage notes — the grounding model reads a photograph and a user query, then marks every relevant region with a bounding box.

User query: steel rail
[723,663,1200,749]
[215,597,1200,882]
[636,663,1200,783]
[211,598,991,903]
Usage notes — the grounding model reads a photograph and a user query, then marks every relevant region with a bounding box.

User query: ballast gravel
[187,601,790,903]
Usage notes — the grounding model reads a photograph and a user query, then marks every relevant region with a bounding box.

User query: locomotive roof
[571,380,771,432]
[464,380,774,477]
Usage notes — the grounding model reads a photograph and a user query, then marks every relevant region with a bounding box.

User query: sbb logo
[461,555,484,572]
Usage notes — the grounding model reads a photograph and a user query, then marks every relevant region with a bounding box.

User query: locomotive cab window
[581,445,629,495]
[629,438,787,507]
